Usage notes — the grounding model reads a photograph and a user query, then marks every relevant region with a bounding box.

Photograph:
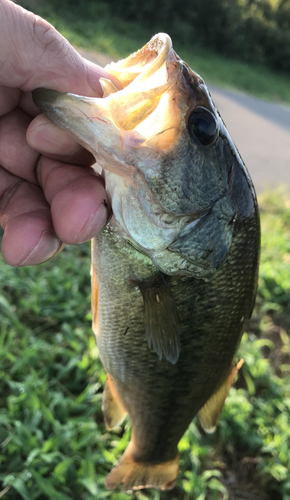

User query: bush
[34,0,290,74]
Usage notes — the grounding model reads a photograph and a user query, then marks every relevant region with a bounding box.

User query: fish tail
[105,441,179,491]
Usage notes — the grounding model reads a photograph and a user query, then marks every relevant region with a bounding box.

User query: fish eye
[187,107,217,146]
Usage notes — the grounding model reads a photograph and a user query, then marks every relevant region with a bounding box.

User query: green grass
[20,0,290,105]
[0,189,290,499]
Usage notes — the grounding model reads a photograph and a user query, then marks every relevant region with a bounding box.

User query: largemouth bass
[32,33,260,491]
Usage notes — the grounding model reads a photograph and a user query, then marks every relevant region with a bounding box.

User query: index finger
[0,0,120,97]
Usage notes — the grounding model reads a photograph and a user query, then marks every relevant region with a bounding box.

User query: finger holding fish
[27,114,95,166]
[0,96,109,266]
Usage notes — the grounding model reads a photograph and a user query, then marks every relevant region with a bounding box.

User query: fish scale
[91,208,258,466]
[32,32,260,491]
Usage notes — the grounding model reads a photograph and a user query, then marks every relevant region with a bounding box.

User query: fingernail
[28,120,79,155]
[20,231,63,266]
[78,200,109,243]
[86,61,122,96]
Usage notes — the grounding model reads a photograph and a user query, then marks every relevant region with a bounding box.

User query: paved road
[79,49,290,194]
[209,86,290,194]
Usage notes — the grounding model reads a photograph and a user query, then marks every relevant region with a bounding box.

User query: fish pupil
[188,107,217,146]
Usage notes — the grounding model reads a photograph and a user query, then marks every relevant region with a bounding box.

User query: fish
[32,33,260,491]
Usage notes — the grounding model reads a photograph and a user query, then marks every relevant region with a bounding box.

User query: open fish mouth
[32,33,180,167]
[32,33,237,280]
[100,32,176,131]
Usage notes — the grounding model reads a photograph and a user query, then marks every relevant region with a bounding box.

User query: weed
[0,189,290,498]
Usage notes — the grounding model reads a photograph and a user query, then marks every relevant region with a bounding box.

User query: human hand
[0,0,119,266]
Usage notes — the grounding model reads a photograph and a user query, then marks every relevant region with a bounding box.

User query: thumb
[0,0,116,96]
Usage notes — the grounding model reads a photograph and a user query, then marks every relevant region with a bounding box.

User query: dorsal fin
[140,274,180,364]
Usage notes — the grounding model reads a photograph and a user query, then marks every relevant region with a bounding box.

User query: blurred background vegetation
[24,0,290,72]
[19,0,290,103]
[1,191,290,500]
[0,1,290,499]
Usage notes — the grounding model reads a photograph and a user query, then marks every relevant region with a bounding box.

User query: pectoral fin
[102,374,127,430]
[198,359,244,433]
[140,274,180,365]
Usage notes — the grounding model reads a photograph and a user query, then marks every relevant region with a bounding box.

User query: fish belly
[91,211,259,489]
